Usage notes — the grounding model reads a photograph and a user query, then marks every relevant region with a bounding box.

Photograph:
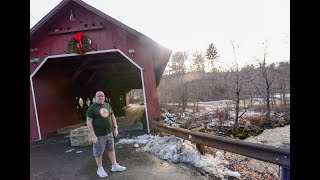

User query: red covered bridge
[30,0,171,141]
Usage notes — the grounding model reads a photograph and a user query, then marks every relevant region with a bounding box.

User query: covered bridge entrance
[31,49,151,140]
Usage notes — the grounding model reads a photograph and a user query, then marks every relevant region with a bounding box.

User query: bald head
[95,91,105,104]
[95,91,104,97]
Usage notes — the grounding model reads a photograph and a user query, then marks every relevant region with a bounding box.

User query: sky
[30,0,290,69]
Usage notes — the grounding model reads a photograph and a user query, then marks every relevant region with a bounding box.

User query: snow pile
[117,134,240,179]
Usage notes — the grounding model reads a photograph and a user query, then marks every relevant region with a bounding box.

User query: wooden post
[192,126,206,155]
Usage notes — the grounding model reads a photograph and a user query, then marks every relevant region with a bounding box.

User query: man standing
[86,91,126,177]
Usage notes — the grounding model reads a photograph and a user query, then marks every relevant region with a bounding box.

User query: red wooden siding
[32,65,82,139]
[30,0,171,141]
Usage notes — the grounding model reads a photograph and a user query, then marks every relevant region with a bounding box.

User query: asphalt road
[30,134,216,180]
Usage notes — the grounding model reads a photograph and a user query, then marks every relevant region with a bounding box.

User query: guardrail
[152,121,290,180]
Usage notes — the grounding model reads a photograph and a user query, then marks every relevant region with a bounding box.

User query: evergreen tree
[206,43,220,72]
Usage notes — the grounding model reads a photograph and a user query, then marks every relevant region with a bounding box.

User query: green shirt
[86,102,114,136]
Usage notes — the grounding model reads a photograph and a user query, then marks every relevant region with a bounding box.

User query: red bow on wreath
[73,32,84,56]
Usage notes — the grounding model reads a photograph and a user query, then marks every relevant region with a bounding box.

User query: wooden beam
[83,71,97,87]
[84,63,111,70]
[71,59,90,82]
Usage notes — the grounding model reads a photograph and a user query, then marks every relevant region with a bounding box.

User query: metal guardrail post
[281,166,290,180]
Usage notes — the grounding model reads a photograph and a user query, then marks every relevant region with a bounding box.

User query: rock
[260,140,268,144]
[225,170,241,178]
[133,143,139,148]
[216,151,224,160]
[70,126,92,146]
[160,132,170,137]
[65,148,75,153]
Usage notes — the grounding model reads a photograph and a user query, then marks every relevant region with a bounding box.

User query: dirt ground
[30,134,215,180]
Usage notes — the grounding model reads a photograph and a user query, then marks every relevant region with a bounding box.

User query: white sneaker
[111,163,126,172]
[97,167,108,177]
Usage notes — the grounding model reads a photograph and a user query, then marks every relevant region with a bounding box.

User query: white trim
[140,68,150,133]
[30,138,44,143]
[30,76,42,140]
[30,49,121,78]
[117,50,150,133]
[116,50,142,69]
[30,49,151,139]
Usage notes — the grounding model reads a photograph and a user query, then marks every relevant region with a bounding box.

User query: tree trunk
[271,95,275,107]
[196,102,199,112]
[182,83,187,112]
[235,93,240,130]
[193,101,196,112]
[182,90,186,112]
[266,90,271,121]
[282,82,286,105]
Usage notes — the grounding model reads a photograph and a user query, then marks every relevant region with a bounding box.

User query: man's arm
[86,116,97,143]
[111,114,119,137]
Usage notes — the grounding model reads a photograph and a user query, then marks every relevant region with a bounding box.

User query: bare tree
[252,41,278,121]
[274,61,290,105]
[168,51,188,75]
[192,50,205,72]
[189,78,201,112]
[168,51,189,112]
[223,42,256,130]
[189,51,206,112]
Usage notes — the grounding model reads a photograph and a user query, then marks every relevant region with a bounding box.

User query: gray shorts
[93,132,114,157]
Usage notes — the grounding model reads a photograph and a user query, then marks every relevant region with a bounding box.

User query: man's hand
[87,117,97,143]
[114,127,118,137]
[92,135,98,143]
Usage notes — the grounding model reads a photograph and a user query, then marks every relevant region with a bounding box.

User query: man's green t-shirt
[86,102,114,136]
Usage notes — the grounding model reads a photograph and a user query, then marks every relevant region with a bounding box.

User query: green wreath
[67,33,92,54]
